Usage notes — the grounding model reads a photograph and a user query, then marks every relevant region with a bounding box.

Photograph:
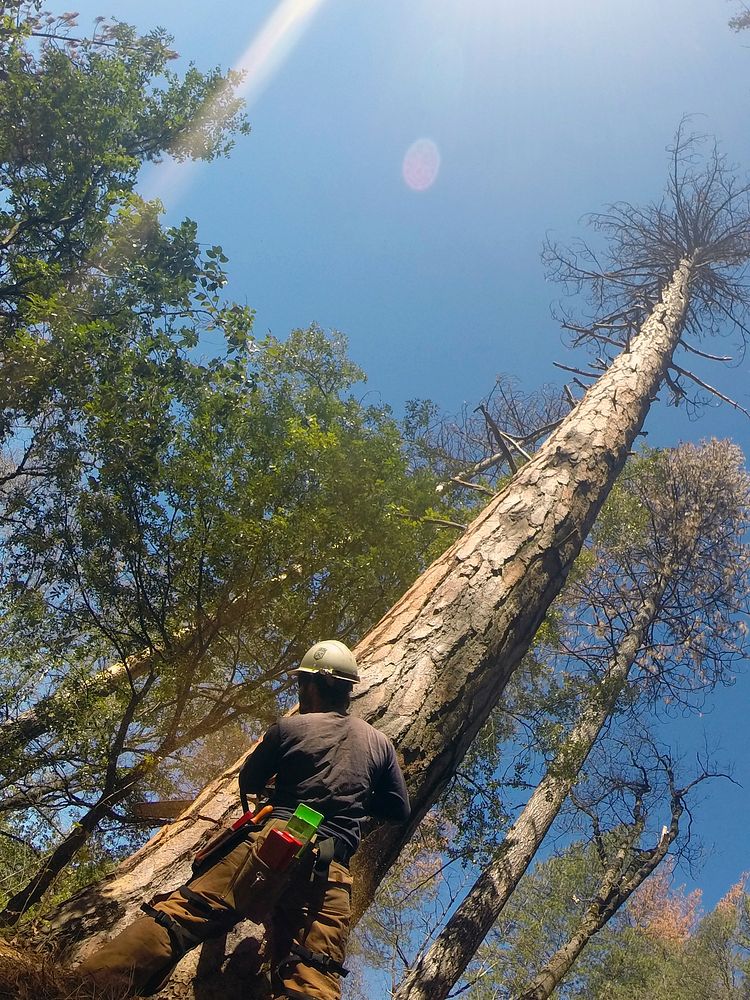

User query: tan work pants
[78,820,352,1000]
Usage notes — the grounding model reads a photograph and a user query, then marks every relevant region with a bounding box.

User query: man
[79,640,410,1000]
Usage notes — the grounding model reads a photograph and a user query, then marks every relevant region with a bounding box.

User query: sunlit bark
[42,263,693,1000]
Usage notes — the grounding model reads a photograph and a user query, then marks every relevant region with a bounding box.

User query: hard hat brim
[292,666,358,684]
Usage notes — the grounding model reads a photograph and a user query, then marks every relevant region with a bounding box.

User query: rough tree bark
[43,261,692,994]
[390,571,670,1000]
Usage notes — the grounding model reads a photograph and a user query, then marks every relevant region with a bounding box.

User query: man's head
[295,640,359,714]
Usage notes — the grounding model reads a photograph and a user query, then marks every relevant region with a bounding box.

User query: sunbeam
[141,0,329,206]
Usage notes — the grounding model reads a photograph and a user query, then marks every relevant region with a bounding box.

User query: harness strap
[314,837,334,871]
[240,786,250,814]
[278,940,349,978]
[140,902,203,957]
[178,884,234,919]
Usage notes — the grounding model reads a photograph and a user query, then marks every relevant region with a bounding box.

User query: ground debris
[0,943,140,1000]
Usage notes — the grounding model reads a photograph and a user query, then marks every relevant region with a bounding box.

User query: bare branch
[552,362,601,379]
[393,512,467,532]
[679,340,733,362]
[476,404,517,474]
[669,362,750,419]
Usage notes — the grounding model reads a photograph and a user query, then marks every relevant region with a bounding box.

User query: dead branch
[434,452,507,493]
[517,418,565,445]
[476,404,518,473]
[393,512,467,532]
[552,362,600,379]
[561,321,626,350]
[669,362,750,418]
[496,431,532,463]
[680,340,733,362]
[447,478,496,496]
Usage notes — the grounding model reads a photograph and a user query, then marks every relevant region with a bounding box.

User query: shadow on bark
[153,922,271,1000]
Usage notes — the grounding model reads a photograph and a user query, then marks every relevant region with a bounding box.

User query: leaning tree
[43,129,750,995]
[391,440,750,1000]
[512,741,719,1000]
[463,737,721,1000]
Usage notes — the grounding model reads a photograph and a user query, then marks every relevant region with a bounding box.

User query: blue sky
[68,0,750,912]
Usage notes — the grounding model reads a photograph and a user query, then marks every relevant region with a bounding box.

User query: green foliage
[585,453,655,556]
[0,4,248,341]
[576,876,750,1000]
[0,5,470,920]
[463,841,610,999]
[458,846,721,1000]
[350,812,457,998]
[0,813,116,917]
[0,320,462,829]
[0,313,467,914]
[439,654,576,866]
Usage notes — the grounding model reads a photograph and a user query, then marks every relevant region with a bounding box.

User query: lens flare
[402,138,441,192]
[142,0,329,205]
[232,0,328,106]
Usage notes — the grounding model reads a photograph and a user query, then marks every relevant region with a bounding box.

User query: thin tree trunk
[391,568,671,1000]
[516,894,618,1000]
[1,637,182,763]
[0,764,149,926]
[515,824,676,1000]
[45,263,693,989]
[0,591,251,770]
[2,691,267,922]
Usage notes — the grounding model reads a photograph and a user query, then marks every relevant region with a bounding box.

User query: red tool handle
[232,803,273,830]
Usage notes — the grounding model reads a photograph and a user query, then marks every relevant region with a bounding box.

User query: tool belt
[133,805,346,996]
[188,804,337,917]
[141,817,336,941]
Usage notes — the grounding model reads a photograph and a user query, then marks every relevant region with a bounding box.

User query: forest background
[71,0,750,901]
[4,0,750,996]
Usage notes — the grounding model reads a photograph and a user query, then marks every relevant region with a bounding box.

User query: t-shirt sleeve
[369,740,411,822]
[238,723,282,796]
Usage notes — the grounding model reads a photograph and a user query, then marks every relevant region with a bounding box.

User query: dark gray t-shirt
[238,711,410,862]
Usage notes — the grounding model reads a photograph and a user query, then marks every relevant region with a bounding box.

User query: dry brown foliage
[0,943,140,1000]
[627,858,702,946]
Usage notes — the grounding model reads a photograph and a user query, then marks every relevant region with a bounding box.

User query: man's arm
[238,723,281,799]
[369,742,410,822]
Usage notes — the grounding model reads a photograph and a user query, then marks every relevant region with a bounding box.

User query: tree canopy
[0,6,468,923]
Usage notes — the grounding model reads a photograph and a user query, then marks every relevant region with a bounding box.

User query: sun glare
[232,0,328,106]
[142,0,329,206]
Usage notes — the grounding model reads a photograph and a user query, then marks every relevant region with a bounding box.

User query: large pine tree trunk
[45,262,692,994]
[390,570,670,1000]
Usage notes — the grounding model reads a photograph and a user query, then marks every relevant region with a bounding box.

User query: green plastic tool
[285,804,324,851]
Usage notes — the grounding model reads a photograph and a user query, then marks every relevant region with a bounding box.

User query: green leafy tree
[0,6,468,925]
[583,874,750,1000]
[0,325,461,923]
[0,3,248,340]
[0,1,250,613]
